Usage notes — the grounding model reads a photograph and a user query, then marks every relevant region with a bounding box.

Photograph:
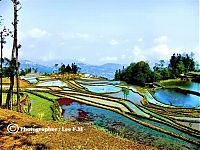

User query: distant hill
[20,60,53,73]
[78,63,126,79]
[19,60,126,79]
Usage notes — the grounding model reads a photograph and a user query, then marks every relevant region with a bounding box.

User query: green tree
[177,61,185,75]
[5,58,17,109]
[32,68,37,73]
[114,70,120,80]
[59,63,65,73]
[71,63,78,74]
[131,61,152,86]
[54,63,58,73]
[122,87,129,100]
[115,61,153,86]
[159,60,165,69]
[168,53,177,77]
[160,68,171,80]
[168,53,195,77]
[65,64,72,73]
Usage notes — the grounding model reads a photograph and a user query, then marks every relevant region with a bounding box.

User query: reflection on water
[21,76,38,83]
[106,90,143,104]
[76,80,120,85]
[37,80,68,87]
[165,81,200,93]
[154,89,200,108]
[81,84,121,93]
[58,98,199,149]
[180,82,200,93]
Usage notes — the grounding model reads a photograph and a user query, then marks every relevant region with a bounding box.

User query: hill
[19,60,126,79]
[0,108,155,149]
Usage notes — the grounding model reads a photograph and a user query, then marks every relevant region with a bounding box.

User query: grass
[0,108,153,150]
[2,93,17,104]
[2,77,31,88]
[2,92,53,120]
[159,79,190,87]
[189,71,200,75]
[35,92,59,99]
[26,93,54,120]
[134,85,147,94]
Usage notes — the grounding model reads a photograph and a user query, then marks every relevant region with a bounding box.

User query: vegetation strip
[58,90,135,112]
[138,105,200,137]
[147,90,200,110]
[53,90,200,145]
[123,97,200,138]
[25,90,56,102]
[58,90,199,137]
[64,94,130,112]
[55,91,200,145]
[54,92,123,113]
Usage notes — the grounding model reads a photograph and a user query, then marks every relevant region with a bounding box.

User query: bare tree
[0,28,12,106]
[6,0,21,110]
[0,0,3,107]
[0,31,3,106]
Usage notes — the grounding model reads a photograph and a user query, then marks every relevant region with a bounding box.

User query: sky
[0,0,199,66]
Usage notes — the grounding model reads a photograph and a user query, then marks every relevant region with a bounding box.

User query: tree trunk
[0,32,3,107]
[6,0,18,110]
[13,0,20,112]
[6,74,14,109]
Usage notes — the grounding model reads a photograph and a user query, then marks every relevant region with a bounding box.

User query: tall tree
[122,87,129,100]
[59,63,66,73]
[14,0,22,112]
[54,63,58,73]
[0,31,4,106]
[115,61,152,86]
[6,0,21,110]
[0,1,3,107]
[71,63,78,74]
[0,28,13,106]
[65,64,72,73]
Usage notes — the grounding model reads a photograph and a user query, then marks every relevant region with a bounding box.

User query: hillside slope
[0,108,156,150]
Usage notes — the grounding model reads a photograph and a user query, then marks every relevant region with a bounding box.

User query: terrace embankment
[0,108,155,150]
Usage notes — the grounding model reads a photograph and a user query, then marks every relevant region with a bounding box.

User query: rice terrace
[0,0,199,149]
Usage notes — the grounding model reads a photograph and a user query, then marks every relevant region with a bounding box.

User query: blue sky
[0,0,199,65]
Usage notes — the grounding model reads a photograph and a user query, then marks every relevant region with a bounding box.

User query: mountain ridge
[19,60,126,79]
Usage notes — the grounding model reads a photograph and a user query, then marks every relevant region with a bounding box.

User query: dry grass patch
[2,77,31,88]
[0,108,156,150]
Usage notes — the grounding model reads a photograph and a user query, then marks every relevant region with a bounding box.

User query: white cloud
[99,56,118,62]
[121,54,126,59]
[28,44,35,49]
[58,42,65,46]
[39,51,56,61]
[193,46,200,63]
[2,46,12,58]
[76,33,89,39]
[110,39,119,46]
[149,44,170,61]
[133,45,140,52]
[151,44,170,55]
[78,57,87,62]
[2,45,24,58]
[129,44,182,63]
[18,30,26,41]
[149,43,184,62]
[98,35,104,38]
[59,32,90,40]
[129,46,147,62]
[154,35,168,43]
[28,28,50,39]
[137,38,143,42]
